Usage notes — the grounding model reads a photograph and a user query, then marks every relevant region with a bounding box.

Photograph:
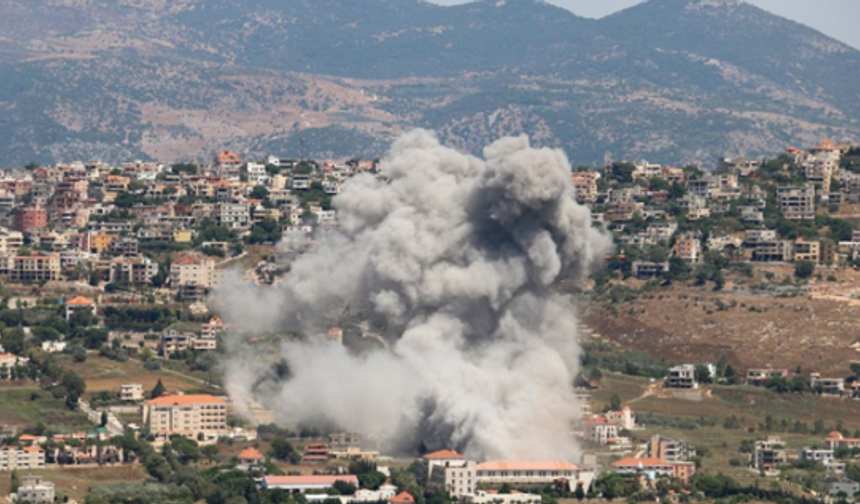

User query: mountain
[0,0,857,167]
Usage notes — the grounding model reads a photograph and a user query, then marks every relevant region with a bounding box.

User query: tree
[357,471,387,490]
[609,394,622,411]
[100,411,109,427]
[851,362,860,377]
[794,260,815,279]
[270,438,299,463]
[62,371,86,398]
[610,162,636,184]
[10,470,19,493]
[574,483,585,501]
[151,379,166,399]
[695,365,713,384]
[71,346,87,363]
[202,444,219,463]
[333,480,356,496]
[249,185,269,200]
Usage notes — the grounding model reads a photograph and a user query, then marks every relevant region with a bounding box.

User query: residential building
[744,229,777,247]
[216,201,251,230]
[665,365,696,389]
[811,373,845,396]
[64,296,96,321]
[12,254,61,282]
[672,234,701,263]
[605,406,636,431]
[15,474,55,504]
[582,417,619,445]
[746,368,789,387]
[632,261,669,278]
[475,461,586,491]
[416,450,467,485]
[610,457,696,484]
[752,241,794,262]
[389,492,416,504]
[0,446,45,471]
[120,383,144,402]
[170,254,218,301]
[828,431,860,451]
[238,447,266,466]
[829,478,860,497]
[777,185,815,220]
[793,238,820,263]
[649,434,696,463]
[427,459,476,498]
[571,172,599,204]
[302,443,329,463]
[753,437,787,471]
[262,475,359,494]
[461,491,541,504]
[141,394,228,440]
[12,205,48,234]
[798,448,834,464]
[109,255,159,285]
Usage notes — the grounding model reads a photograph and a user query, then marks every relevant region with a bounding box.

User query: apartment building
[120,383,144,402]
[109,255,159,285]
[12,206,49,234]
[475,461,585,490]
[611,457,696,484]
[793,239,820,263]
[170,254,217,301]
[753,437,787,470]
[216,201,251,230]
[571,172,599,204]
[141,394,228,439]
[649,434,696,463]
[672,233,702,263]
[12,254,61,282]
[582,416,619,445]
[0,446,46,471]
[665,365,696,389]
[777,185,815,220]
[15,474,55,504]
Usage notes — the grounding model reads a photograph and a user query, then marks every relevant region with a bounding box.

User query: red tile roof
[423,449,464,459]
[146,394,227,406]
[65,296,95,306]
[238,447,265,461]
[612,457,671,468]
[265,475,358,487]
[389,492,415,504]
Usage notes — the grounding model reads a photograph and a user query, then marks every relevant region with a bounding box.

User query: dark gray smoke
[216,130,611,460]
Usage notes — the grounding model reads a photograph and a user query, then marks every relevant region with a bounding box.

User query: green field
[0,386,92,432]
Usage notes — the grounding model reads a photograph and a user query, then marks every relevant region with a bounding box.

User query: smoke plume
[216,130,612,460]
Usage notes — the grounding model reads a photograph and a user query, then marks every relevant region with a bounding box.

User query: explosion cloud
[216,130,612,460]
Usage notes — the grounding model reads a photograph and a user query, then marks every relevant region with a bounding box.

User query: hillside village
[2,141,860,503]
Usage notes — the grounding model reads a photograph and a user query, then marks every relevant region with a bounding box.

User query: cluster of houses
[0,152,380,294]
[572,140,860,277]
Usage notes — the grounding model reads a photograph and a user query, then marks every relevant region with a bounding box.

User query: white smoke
[215,130,612,460]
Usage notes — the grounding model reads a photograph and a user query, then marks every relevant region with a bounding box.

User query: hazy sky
[430,0,860,50]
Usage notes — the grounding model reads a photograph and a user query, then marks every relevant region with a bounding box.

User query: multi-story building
[0,446,46,471]
[416,450,467,486]
[12,205,49,234]
[665,365,696,389]
[15,474,55,504]
[427,458,476,498]
[12,254,61,282]
[777,185,815,220]
[216,201,251,230]
[109,256,159,285]
[793,238,820,263]
[475,461,587,491]
[120,383,144,402]
[752,240,794,262]
[170,254,218,301]
[582,416,619,445]
[811,373,845,396]
[571,172,599,204]
[753,437,787,471]
[649,434,696,463]
[672,233,702,263]
[746,368,789,387]
[611,457,696,484]
[141,394,228,440]
[64,296,97,321]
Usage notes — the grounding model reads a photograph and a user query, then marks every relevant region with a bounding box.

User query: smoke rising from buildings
[216,130,612,460]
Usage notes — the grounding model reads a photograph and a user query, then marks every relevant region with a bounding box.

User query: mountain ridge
[0,0,857,167]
